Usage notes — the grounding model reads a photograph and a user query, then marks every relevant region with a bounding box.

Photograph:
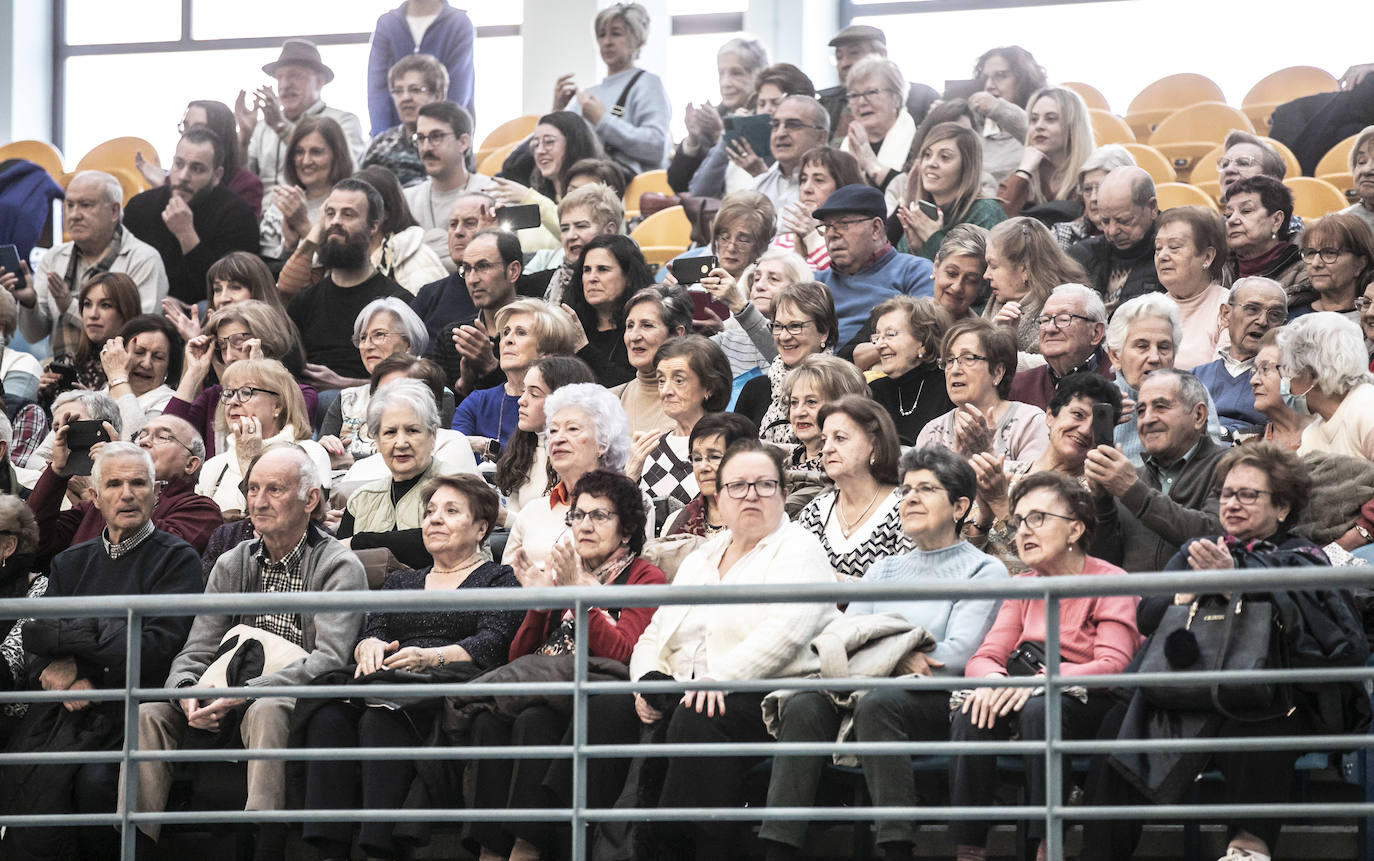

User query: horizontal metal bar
[669,12,745,36]
[59,25,521,59]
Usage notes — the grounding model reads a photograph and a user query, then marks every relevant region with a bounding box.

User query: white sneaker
[1218,848,1271,861]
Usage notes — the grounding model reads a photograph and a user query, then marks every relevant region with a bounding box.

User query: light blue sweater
[816,247,934,344]
[570,67,671,175]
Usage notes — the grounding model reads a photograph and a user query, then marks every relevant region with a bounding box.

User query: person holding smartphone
[894,123,1006,260]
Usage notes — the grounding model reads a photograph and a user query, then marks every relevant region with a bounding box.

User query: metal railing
[3,564,1374,860]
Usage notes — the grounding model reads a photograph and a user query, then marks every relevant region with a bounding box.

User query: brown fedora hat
[262,39,334,83]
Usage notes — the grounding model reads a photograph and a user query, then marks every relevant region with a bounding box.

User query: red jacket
[507,557,667,665]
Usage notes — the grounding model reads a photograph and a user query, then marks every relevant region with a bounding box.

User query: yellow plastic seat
[1125,73,1226,141]
[623,169,673,220]
[1064,82,1110,112]
[1148,103,1254,182]
[0,139,66,179]
[629,205,691,250]
[1155,182,1219,211]
[1284,177,1350,220]
[1316,135,1359,200]
[74,137,159,175]
[474,115,538,166]
[1121,143,1177,185]
[476,140,519,179]
[1089,110,1135,145]
[1242,66,1338,131]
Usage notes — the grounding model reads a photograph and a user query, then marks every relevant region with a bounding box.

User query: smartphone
[47,356,78,390]
[0,244,21,279]
[1091,402,1116,448]
[721,114,774,164]
[64,419,112,477]
[943,78,982,100]
[669,255,717,286]
[914,199,940,220]
[497,204,541,232]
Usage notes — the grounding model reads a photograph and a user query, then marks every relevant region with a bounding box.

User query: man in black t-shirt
[287,178,411,386]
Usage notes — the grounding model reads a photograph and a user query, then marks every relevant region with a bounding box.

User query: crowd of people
[2,2,1374,860]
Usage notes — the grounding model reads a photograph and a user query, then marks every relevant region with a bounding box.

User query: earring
[869,455,876,465]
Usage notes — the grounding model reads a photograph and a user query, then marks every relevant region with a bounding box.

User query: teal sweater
[899,197,1009,260]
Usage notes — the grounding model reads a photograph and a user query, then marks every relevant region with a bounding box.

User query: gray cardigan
[165,526,367,690]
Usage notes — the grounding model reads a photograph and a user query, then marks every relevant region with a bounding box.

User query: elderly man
[1068,166,1162,314]
[813,184,934,347]
[237,39,365,196]
[1191,276,1289,438]
[286,178,411,384]
[750,95,831,220]
[1086,368,1225,573]
[0,443,200,859]
[1105,293,1224,465]
[403,101,490,263]
[123,128,259,306]
[126,445,365,857]
[13,170,167,354]
[817,24,937,144]
[1008,283,1113,410]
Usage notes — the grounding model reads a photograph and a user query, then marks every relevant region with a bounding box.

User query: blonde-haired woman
[840,56,917,195]
[894,122,1007,260]
[996,86,1094,217]
[982,217,1088,354]
[195,358,331,516]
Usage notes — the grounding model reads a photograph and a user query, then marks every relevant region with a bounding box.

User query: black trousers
[0,761,121,861]
[299,701,428,859]
[948,690,1112,848]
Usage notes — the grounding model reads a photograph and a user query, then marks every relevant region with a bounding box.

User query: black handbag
[1137,594,1291,721]
[1006,641,1050,676]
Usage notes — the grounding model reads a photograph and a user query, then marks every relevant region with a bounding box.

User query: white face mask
[1279,375,1315,403]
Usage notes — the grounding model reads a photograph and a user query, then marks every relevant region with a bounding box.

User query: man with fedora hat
[812,183,933,347]
[817,24,937,145]
[236,39,365,196]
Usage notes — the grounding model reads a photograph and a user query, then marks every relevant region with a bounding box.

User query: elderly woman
[609,439,839,859]
[1346,125,1374,233]
[505,383,631,571]
[167,300,313,458]
[336,380,450,569]
[700,248,808,384]
[97,314,181,438]
[1081,444,1359,861]
[555,2,670,177]
[983,216,1088,354]
[527,182,622,306]
[919,317,1048,460]
[615,286,691,435]
[628,336,733,507]
[195,358,331,516]
[1154,205,1230,369]
[969,372,1123,574]
[0,496,41,744]
[774,146,864,270]
[1052,144,1136,249]
[840,56,917,195]
[969,46,1047,183]
[472,470,668,861]
[894,123,1006,259]
[1279,311,1374,460]
[736,281,839,444]
[454,299,579,455]
[763,446,1008,860]
[318,297,429,462]
[0,290,42,405]
[797,395,908,579]
[865,296,956,445]
[566,234,656,388]
[300,474,523,861]
[1218,130,1290,198]
[1291,212,1374,321]
[781,355,869,473]
[996,87,1094,218]
[664,190,776,287]
[496,356,598,517]
[38,271,141,401]
[949,471,1140,861]
[663,412,759,537]
[1362,278,1374,368]
[360,53,448,187]
[1221,175,1310,304]
[1250,329,1313,449]
[260,115,353,261]
[667,37,770,194]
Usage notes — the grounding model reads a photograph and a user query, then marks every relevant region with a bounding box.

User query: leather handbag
[1137,594,1291,721]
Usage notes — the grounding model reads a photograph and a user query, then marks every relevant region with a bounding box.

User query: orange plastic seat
[1064,82,1110,112]
[1315,135,1359,200]
[1242,66,1338,131]
[1284,177,1350,220]
[1121,143,1177,185]
[74,137,159,175]
[623,169,673,220]
[476,140,519,178]
[474,115,538,166]
[0,140,65,179]
[1125,73,1226,141]
[629,205,690,249]
[1089,110,1135,145]
[1148,103,1254,182]
[1155,182,1219,211]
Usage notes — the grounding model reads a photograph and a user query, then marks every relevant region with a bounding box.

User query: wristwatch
[434,648,446,668]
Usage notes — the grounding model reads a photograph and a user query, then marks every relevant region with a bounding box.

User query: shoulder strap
[611,70,647,118]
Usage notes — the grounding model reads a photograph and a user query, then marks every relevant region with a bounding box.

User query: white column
[0,0,54,146]
[521,0,600,117]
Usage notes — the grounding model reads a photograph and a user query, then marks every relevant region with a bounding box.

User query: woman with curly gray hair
[1278,311,1374,461]
[0,495,41,743]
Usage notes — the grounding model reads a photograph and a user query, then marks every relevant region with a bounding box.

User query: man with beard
[122,128,258,306]
[286,178,411,383]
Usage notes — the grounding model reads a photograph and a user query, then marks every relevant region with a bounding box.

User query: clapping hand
[896,199,943,250]
[951,403,994,456]
[1186,537,1235,572]
[553,73,578,111]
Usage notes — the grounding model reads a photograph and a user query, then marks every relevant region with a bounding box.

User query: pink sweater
[965,556,1141,678]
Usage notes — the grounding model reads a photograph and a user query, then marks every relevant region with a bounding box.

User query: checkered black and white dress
[639,433,697,507]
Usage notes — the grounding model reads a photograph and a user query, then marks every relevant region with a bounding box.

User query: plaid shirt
[249,530,309,646]
[102,519,154,559]
[10,404,49,468]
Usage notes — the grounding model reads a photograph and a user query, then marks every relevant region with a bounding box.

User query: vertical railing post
[571,598,589,861]
[1043,589,1063,861]
[120,607,142,860]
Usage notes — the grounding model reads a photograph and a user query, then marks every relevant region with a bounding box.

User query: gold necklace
[837,486,883,537]
[429,551,485,576]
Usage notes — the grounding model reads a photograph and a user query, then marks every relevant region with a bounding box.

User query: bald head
[1097,166,1158,251]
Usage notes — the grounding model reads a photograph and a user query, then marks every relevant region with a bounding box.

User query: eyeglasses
[1006,509,1077,532]
[1357,297,1373,311]
[214,332,254,353]
[1216,155,1260,171]
[457,259,502,279]
[1220,487,1273,504]
[713,231,756,250]
[1080,182,1101,197]
[565,508,617,526]
[869,329,905,344]
[389,84,432,98]
[1035,313,1095,330]
[410,130,455,147]
[353,329,402,347]
[1253,360,1280,376]
[819,217,873,234]
[1233,302,1287,325]
[770,320,816,337]
[219,386,279,404]
[721,478,781,499]
[844,88,890,103]
[530,135,562,152]
[131,428,194,454]
[769,118,826,133]
[689,452,724,466]
[1300,247,1347,264]
[896,482,946,500]
[936,353,989,371]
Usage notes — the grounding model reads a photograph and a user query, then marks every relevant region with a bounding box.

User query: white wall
[0,0,53,145]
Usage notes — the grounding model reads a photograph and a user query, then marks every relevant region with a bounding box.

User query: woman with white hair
[554,2,671,176]
[319,298,429,463]
[1278,311,1374,461]
[668,36,770,194]
[1052,144,1136,249]
[840,56,917,195]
